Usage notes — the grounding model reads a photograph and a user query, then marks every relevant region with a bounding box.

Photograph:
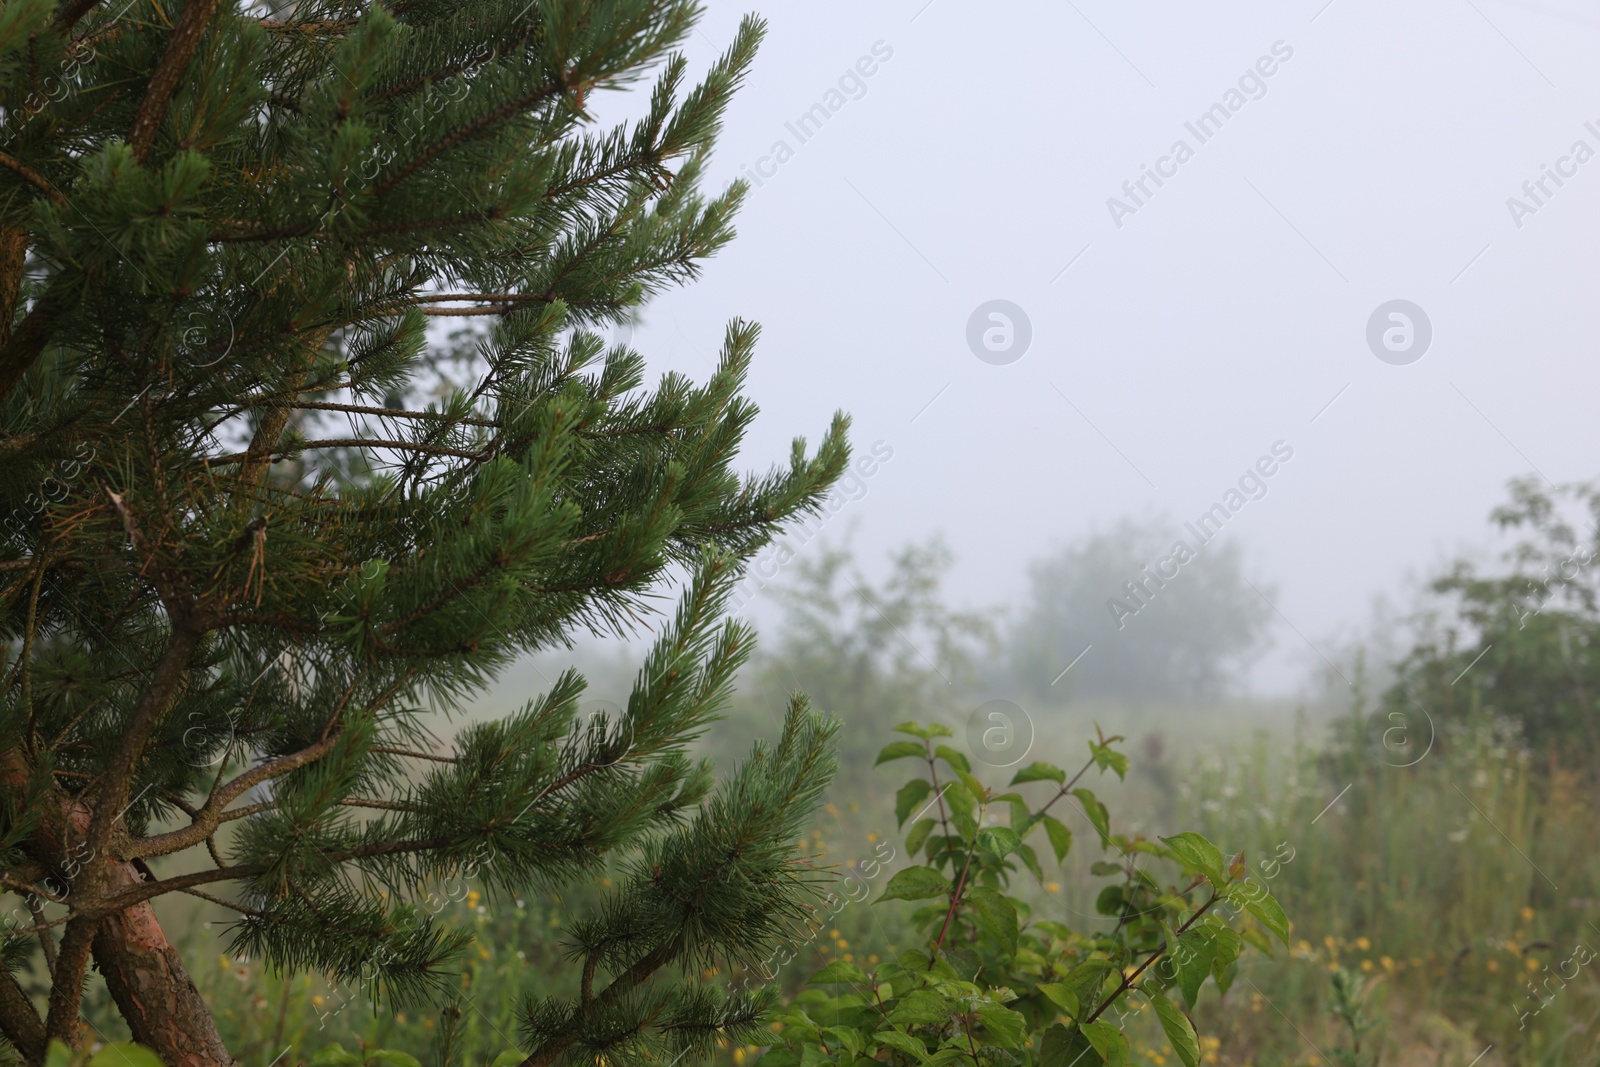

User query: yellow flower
[830,929,841,939]
[424,1019,434,1030]
[734,1051,747,1065]
[1323,936,1337,951]
[838,940,849,950]
[1360,960,1373,972]
[1521,906,1536,922]
[867,832,878,843]
[843,953,854,962]
[312,995,325,1006]
[396,1012,407,1024]
[1487,960,1499,973]
[466,890,480,908]
[479,948,491,960]
[1526,957,1541,972]
[1380,956,1396,973]
[1354,937,1371,952]
[824,803,839,817]
[869,954,880,964]
[1046,882,1061,893]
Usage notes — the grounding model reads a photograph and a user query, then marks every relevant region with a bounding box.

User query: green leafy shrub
[764,722,1291,1067]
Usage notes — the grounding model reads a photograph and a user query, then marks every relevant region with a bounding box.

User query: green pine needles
[0,1,850,1064]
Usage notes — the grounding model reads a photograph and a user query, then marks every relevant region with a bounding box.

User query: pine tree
[0,2,850,1063]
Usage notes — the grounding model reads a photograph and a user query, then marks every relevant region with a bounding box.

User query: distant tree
[740,538,993,764]
[1006,518,1272,703]
[1380,476,1600,765]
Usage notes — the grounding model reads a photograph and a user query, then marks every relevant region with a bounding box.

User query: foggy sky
[577,0,1600,696]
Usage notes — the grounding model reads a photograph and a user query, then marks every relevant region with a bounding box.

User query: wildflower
[466,890,480,908]
[1526,958,1541,971]
[1047,882,1061,893]
[1354,937,1371,952]
[1323,936,1337,951]
[1487,960,1499,973]
[867,832,878,843]
[1360,960,1373,972]
[312,995,325,1006]
[1521,906,1537,922]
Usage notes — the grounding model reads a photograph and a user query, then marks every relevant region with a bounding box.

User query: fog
[510,0,1600,700]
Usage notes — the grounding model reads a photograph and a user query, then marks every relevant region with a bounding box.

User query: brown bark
[0,970,45,1064]
[92,859,238,1067]
[127,0,222,163]
[0,227,29,352]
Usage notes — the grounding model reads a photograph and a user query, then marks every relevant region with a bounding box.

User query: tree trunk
[91,857,238,1067]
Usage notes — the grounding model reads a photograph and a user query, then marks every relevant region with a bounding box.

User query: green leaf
[976,826,1021,859]
[1017,842,1044,882]
[309,1047,364,1067]
[1236,882,1290,944]
[975,1001,1028,1049]
[810,959,871,985]
[1062,958,1116,1009]
[889,988,949,1026]
[1041,814,1073,864]
[877,741,926,766]
[875,1030,930,1062]
[1038,982,1080,1018]
[369,1053,424,1067]
[952,767,985,799]
[969,887,1019,959]
[1160,832,1224,881]
[905,817,936,857]
[896,779,933,827]
[824,1027,863,1057]
[894,722,931,739]
[88,1046,165,1067]
[1094,884,1124,917]
[1089,861,1124,876]
[943,782,976,821]
[489,1052,524,1067]
[1039,1024,1096,1067]
[1149,991,1201,1067]
[878,865,952,903]
[1090,741,1130,780]
[1073,789,1111,845]
[1080,1020,1130,1067]
[936,745,973,774]
[45,1043,72,1067]
[1209,925,1243,973]
[1010,761,1066,785]
[1174,932,1219,1010]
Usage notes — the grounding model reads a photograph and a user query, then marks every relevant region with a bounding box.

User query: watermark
[1365,300,1431,365]
[1506,122,1600,229]
[728,839,896,993]
[737,42,894,188]
[1106,41,1295,229]
[1516,523,1600,629]
[965,300,1032,365]
[1513,941,1595,1030]
[727,439,894,615]
[965,699,1034,767]
[1106,441,1294,629]
[1,442,97,544]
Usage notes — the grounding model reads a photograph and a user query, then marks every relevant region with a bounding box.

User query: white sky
[563,0,1600,697]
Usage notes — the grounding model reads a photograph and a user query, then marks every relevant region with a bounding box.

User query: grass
[97,696,1599,1067]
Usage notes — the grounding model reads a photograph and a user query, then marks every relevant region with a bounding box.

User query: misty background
[465,0,1600,719]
